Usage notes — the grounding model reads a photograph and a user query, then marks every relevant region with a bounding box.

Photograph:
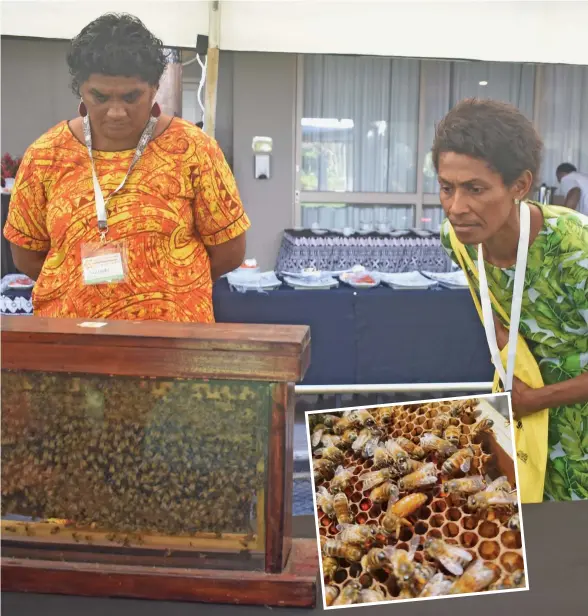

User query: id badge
[81,242,128,285]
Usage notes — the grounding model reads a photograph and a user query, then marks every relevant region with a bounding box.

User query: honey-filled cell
[1,371,270,569]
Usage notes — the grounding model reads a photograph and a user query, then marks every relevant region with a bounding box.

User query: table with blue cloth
[212,279,493,385]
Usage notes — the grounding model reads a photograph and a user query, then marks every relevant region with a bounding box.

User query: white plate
[340,272,381,289]
[381,271,437,289]
[283,275,338,289]
[310,228,329,235]
[227,271,282,290]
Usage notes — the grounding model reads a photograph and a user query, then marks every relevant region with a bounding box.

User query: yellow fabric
[448,225,548,504]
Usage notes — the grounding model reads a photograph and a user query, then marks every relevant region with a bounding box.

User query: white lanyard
[82,112,157,240]
[477,200,531,392]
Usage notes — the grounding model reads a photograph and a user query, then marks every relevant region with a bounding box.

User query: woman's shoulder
[157,117,225,157]
[26,121,75,155]
[537,202,588,244]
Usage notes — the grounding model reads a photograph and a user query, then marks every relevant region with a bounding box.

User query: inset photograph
[306,393,528,608]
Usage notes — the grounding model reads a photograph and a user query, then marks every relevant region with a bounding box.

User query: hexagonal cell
[416,416,426,425]
[446,507,462,521]
[398,527,414,542]
[350,503,359,516]
[429,514,445,528]
[405,423,414,432]
[419,506,432,519]
[501,530,523,550]
[392,429,403,438]
[461,516,478,531]
[461,414,476,425]
[431,499,447,513]
[348,563,363,578]
[427,528,443,539]
[459,435,469,447]
[479,540,500,560]
[442,522,460,538]
[320,516,331,527]
[461,426,471,435]
[369,504,381,518]
[414,521,428,535]
[500,552,525,573]
[412,435,421,445]
[359,498,372,512]
[397,421,406,429]
[334,569,347,584]
[460,532,478,548]
[424,419,434,429]
[356,512,369,525]
[479,521,499,539]
[350,492,362,504]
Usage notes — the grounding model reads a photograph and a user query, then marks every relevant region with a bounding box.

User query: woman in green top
[434,98,588,502]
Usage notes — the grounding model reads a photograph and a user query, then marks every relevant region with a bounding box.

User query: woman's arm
[11,245,47,280]
[493,315,588,416]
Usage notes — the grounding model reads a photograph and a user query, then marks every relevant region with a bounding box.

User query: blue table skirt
[212,280,493,386]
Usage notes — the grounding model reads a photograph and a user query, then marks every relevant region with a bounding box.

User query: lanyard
[82,112,157,241]
[477,200,531,392]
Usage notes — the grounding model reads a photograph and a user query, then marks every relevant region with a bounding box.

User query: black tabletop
[2,502,586,615]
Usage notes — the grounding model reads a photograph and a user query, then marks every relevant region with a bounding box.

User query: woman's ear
[511,170,534,200]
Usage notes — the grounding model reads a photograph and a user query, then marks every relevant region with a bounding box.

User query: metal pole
[295,382,494,395]
[204,0,221,138]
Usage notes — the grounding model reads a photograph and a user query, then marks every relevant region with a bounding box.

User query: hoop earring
[78,101,88,117]
[151,102,161,118]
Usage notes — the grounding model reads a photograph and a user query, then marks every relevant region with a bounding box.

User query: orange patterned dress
[4,118,250,322]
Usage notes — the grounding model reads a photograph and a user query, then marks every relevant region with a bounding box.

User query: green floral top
[440,203,588,501]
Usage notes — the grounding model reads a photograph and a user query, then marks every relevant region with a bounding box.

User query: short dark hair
[67,13,167,97]
[556,162,577,175]
[432,98,543,187]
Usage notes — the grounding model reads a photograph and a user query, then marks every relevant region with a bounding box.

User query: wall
[1,38,77,156]
[231,52,297,270]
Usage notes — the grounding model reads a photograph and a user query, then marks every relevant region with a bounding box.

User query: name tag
[81,245,126,286]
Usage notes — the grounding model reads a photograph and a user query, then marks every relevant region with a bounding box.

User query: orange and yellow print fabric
[4,118,250,323]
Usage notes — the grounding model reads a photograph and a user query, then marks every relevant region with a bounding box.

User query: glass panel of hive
[1,370,270,570]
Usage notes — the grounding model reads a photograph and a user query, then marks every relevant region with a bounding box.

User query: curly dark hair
[432,98,543,187]
[66,13,167,97]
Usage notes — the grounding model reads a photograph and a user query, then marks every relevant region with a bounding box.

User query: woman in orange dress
[4,13,250,323]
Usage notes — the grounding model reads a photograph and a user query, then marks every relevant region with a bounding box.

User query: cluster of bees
[309,400,525,606]
[1,371,267,539]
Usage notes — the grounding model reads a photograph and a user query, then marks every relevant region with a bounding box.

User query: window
[298,55,588,231]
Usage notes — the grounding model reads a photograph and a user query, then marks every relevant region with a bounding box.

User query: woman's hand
[510,377,543,418]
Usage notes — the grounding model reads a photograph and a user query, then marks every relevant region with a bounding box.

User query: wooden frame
[1,316,318,607]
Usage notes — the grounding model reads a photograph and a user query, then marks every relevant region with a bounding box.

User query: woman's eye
[440,185,452,194]
[469,186,483,194]
[123,93,139,103]
[94,94,108,103]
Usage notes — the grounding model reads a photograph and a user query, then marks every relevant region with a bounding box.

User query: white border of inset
[304,391,530,610]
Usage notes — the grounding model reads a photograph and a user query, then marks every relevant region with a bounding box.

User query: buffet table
[275,228,453,273]
[3,502,586,615]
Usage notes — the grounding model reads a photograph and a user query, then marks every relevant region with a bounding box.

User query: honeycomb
[309,399,526,606]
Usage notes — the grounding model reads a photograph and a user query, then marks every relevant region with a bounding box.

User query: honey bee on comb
[310,399,525,605]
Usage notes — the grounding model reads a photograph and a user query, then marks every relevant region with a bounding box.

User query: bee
[361,546,394,573]
[411,561,438,595]
[443,475,487,496]
[314,445,344,465]
[370,481,399,504]
[311,424,326,448]
[372,443,395,468]
[432,412,451,436]
[507,512,520,531]
[441,447,474,476]
[333,416,355,435]
[485,475,512,492]
[336,523,378,546]
[360,588,386,603]
[381,493,427,537]
[313,458,335,482]
[424,537,473,576]
[322,539,363,562]
[333,580,363,606]
[333,492,353,525]
[330,465,355,493]
[376,406,395,426]
[322,556,339,581]
[322,414,341,429]
[316,486,335,517]
[341,428,359,447]
[388,536,420,589]
[395,436,426,460]
[324,585,339,607]
[384,439,410,472]
[361,436,381,460]
[398,462,439,492]
[489,569,526,591]
[444,424,461,446]
[467,490,518,512]
[360,467,396,491]
[352,428,377,453]
[419,572,453,598]
[404,458,425,474]
[448,559,499,594]
[420,433,457,458]
[350,409,376,428]
[470,418,494,440]
[321,434,343,449]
